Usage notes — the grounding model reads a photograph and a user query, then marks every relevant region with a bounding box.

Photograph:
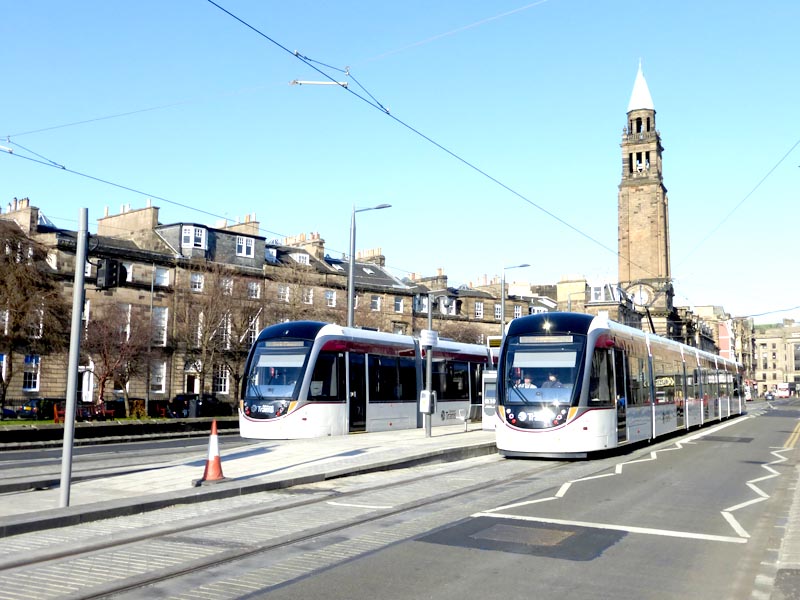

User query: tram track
[0,456,570,600]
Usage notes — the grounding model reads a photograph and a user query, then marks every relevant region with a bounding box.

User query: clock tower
[618,63,675,334]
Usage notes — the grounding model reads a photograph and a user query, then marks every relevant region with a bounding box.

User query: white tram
[496,313,744,458]
[239,321,491,439]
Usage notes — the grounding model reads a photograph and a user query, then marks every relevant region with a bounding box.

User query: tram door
[613,349,628,443]
[348,353,367,433]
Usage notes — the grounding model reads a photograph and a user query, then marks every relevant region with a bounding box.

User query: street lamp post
[500,263,530,337]
[347,203,391,328]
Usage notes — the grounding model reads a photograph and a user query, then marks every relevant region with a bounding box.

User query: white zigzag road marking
[481,413,785,542]
[721,448,789,536]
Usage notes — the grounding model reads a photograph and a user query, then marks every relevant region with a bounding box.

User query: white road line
[326,501,393,509]
[721,511,751,538]
[470,511,748,544]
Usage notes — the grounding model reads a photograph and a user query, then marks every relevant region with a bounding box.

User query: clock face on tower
[628,284,653,307]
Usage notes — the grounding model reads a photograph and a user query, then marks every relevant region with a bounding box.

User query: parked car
[2,406,17,419]
[168,394,233,418]
[765,391,775,401]
[16,398,57,420]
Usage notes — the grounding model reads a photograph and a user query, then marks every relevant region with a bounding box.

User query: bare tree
[173,261,239,396]
[437,321,484,344]
[0,221,70,417]
[83,303,151,417]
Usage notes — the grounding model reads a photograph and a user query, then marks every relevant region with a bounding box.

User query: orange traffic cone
[193,419,226,486]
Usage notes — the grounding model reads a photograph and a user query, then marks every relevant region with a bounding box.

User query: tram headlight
[517,411,528,422]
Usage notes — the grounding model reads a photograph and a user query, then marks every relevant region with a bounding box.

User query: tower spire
[627,61,654,112]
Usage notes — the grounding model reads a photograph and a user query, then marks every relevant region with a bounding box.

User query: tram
[496,313,744,458]
[239,321,491,439]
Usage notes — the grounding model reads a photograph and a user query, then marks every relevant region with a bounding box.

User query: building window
[182,226,207,250]
[0,309,8,335]
[121,261,133,282]
[494,304,502,320]
[394,297,404,313]
[219,313,232,349]
[213,364,230,395]
[150,361,166,394]
[28,308,43,339]
[190,273,204,292]
[514,305,522,318]
[291,253,309,265]
[371,295,381,311]
[221,278,233,296]
[278,285,290,303]
[22,355,40,391]
[475,301,484,319]
[236,236,254,258]
[247,315,260,346]
[325,290,336,307]
[152,306,168,346]
[154,266,170,286]
[193,228,205,248]
[247,281,260,299]
[303,289,313,305]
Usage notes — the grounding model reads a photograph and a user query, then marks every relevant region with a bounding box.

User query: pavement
[0,422,497,537]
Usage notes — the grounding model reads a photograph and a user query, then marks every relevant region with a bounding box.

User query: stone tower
[618,63,673,327]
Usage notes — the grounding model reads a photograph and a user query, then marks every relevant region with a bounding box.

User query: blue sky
[2,1,798,324]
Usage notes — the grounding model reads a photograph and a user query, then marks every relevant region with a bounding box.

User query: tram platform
[0,423,497,537]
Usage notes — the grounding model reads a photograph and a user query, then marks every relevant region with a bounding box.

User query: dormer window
[290,253,309,265]
[182,226,207,250]
[236,236,254,258]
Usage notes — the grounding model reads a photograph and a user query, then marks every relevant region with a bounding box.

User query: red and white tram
[239,321,491,439]
[496,313,744,458]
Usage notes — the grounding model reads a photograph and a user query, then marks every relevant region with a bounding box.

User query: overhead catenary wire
[6,150,287,240]
[203,0,642,277]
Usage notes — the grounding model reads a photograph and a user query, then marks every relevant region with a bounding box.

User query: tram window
[588,349,614,407]
[309,352,341,401]
[369,355,399,401]
[652,358,677,403]
[628,357,649,405]
[718,370,730,398]
[398,357,417,401]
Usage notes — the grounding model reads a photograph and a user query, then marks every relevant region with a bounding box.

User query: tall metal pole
[59,208,88,507]
[500,270,506,338]
[347,204,391,328]
[347,206,356,328]
[424,292,433,438]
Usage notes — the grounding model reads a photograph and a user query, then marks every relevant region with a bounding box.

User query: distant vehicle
[776,383,790,399]
[765,391,775,401]
[169,393,232,418]
[16,398,56,420]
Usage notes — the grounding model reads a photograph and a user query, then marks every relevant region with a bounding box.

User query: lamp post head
[355,203,392,214]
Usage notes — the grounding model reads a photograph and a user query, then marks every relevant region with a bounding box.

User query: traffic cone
[193,419,226,486]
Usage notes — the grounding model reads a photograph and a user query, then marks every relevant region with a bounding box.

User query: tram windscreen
[502,335,585,429]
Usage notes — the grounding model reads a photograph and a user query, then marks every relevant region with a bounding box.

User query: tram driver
[516,372,537,389]
[541,372,563,388]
